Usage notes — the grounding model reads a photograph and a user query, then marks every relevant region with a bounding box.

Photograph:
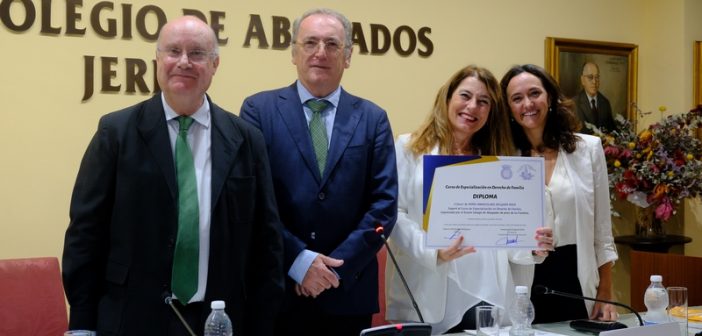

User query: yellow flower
[614,160,621,168]
[659,106,667,113]
[687,153,694,160]
[628,142,636,150]
[639,129,652,141]
[667,171,674,177]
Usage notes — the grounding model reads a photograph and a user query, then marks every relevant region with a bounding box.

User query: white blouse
[545,150,577,247]
[385,134,541,334]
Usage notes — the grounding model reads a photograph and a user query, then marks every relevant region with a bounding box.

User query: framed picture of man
[694,41,702,141]
[545,37,638,132]
[694,41,702,106]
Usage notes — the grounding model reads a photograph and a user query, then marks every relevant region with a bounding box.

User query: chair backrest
[629,250,702,311]
[0,257,68,335]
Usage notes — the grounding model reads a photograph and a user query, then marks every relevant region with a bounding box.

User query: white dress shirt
[162,93,212,303]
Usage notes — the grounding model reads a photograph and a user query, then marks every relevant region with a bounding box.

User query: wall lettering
[0,1,434,101]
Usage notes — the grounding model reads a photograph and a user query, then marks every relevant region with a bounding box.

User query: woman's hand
[532,227,554,257]
[591,302,619,321]
[437,235,476,263]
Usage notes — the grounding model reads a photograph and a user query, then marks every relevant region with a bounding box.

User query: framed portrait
[545,37,638,128]
[695,41,702,106]
[694,41,702,140]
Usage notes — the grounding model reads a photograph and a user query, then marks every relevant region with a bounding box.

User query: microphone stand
[375,225,425,323]
[164,295,198,336]
[538,286,644,326]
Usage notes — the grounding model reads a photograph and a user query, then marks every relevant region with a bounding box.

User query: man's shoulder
[597,92,612,104]
[340,89,385,114]
[244,84,295,103]
[99,95,160,125]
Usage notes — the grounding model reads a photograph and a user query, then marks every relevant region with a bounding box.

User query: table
[445,311,701,335]
[614,234,692,253]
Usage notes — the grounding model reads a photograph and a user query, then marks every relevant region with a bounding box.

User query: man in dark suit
[574,61,616,133]
[240,8,398,336]
[62,16,284,336]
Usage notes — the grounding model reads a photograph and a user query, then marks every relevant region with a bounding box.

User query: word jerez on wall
[0,0,434,101]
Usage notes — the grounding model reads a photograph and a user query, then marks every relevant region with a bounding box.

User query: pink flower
[655,198,674,221]
[604,146,620,157]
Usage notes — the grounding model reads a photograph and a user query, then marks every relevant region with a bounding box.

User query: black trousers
[531,244,589,323]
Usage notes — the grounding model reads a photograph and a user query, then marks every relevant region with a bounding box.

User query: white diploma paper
[423,155,545,249]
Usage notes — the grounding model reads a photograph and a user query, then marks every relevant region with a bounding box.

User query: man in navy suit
[62,16,284,336]
[574,61,616,133]
[240,8,398,336]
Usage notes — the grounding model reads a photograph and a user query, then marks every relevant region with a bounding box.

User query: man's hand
[298,254,343,298]
[437,236,476,263]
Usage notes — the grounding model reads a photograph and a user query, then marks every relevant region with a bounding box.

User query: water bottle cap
[210,300,226,309]
[515,285,529,294]
[650,275,662,282]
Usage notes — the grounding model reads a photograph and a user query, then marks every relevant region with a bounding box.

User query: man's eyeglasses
[295,39,344,54]
[158,47,215,63]
[582,74,600,81]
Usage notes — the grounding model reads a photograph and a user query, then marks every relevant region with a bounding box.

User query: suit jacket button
[318,192,325,200]
[310,232,316,240]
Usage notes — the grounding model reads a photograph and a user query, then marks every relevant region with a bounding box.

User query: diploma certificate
[423,155,545,249]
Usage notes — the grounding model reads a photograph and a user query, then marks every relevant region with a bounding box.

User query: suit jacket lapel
[277,85,323,182]
[138,95,177,200]
[324,89,361,184]
[210,98,242,206]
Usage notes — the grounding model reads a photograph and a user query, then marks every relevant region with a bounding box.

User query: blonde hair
[409,65,514,156]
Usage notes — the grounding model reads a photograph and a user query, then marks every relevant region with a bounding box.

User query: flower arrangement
[591,105,702,222]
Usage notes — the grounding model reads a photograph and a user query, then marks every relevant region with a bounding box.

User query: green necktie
[171,116,199,303]
[306,99,330,175]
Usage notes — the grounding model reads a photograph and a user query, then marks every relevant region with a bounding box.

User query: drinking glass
[667,286,688,336]
[476,305,500,336]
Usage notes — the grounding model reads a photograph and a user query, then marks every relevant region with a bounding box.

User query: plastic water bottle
[204,300,233,336]
[509,286,535,336]
[643,275,669,325]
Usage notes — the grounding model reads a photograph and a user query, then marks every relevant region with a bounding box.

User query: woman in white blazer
[500,64,619,323]
[385,65,553,334]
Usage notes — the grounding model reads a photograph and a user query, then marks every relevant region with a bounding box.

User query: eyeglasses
[295,39,344,54]
[582,74,600,81]
[157,47,215,63]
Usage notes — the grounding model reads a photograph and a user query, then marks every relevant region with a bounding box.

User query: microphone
[534,285,644,327]
[162,292,198,336]
[375,224,425,323]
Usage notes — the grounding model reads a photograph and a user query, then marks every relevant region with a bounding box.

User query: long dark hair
[500,64,580,155]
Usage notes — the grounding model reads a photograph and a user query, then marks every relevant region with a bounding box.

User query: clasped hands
[438,227,554,263]
[295,254,343,298]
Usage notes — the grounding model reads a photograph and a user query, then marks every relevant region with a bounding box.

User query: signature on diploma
[495,235,519,245]
[444,229,462,240]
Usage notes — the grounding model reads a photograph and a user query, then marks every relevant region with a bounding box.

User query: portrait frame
[694,41,702,106]
[545,37,638,124]
[694,41,702,140]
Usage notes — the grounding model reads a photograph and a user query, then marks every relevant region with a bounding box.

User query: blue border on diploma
[422,155,481,213]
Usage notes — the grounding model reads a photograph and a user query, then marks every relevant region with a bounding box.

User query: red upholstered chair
[372,246,390,326]
[0,257,68,335]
